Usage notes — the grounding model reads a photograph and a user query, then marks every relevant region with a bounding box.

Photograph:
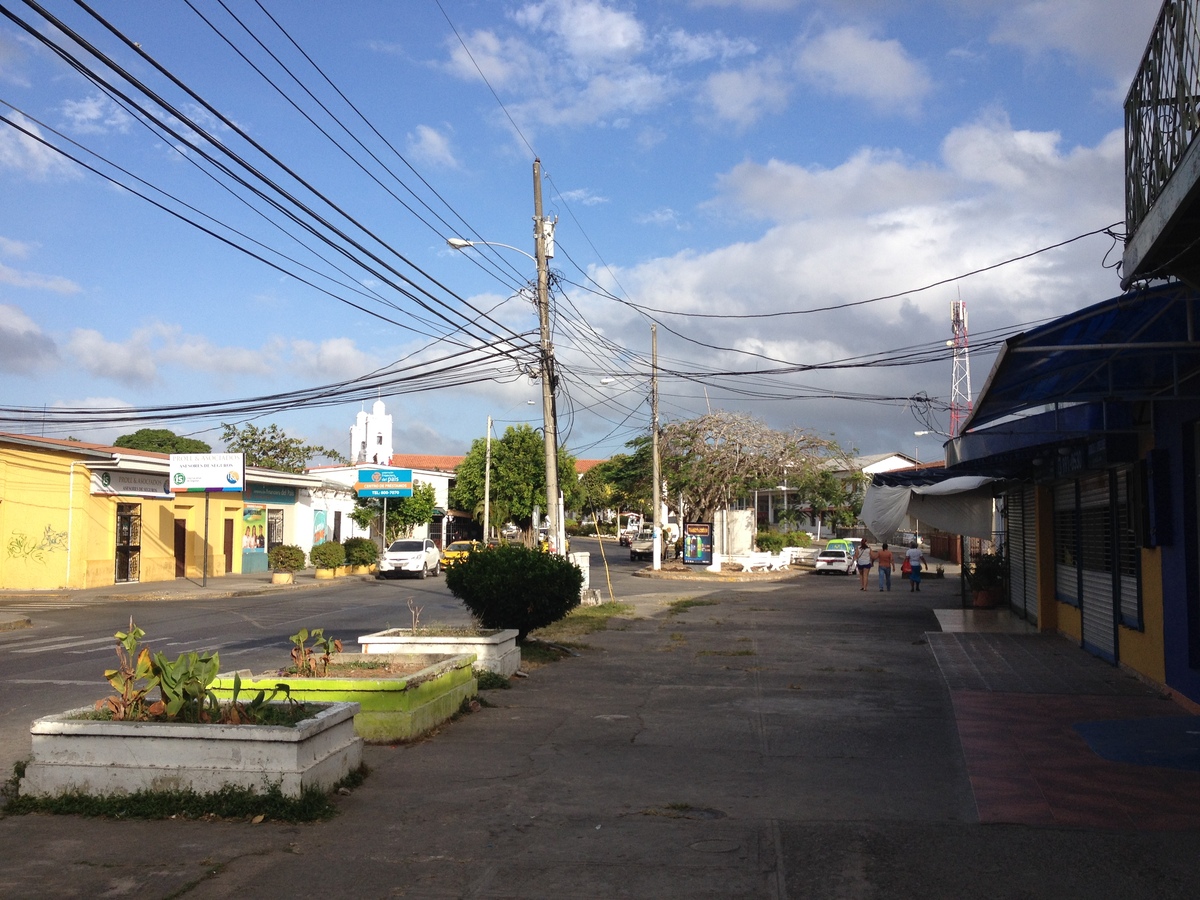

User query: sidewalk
[0,574,1197,898]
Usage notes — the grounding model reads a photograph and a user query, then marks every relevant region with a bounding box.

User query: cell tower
[950,296,972,437]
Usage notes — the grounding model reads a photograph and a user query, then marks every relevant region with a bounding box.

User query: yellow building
[0,433,319,590]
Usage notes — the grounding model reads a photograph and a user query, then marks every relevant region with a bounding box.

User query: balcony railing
[1126,0,1200,237]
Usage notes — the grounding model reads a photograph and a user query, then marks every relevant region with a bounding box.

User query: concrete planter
[271,571,294,585]
[314,567,336,580]
[213,653,477,743]
[21,702,362,800]
[359,628,521,676]
[350,564,374,576]
[336,565,350,577]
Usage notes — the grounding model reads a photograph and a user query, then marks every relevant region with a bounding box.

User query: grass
[530,601,634,642]
[475,669,511,690]
[1,761,369,823]
[666,598,719,616]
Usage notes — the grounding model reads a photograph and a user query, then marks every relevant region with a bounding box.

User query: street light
[446,160,562,554]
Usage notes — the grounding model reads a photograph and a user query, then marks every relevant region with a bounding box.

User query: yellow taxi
[439,540,481,568]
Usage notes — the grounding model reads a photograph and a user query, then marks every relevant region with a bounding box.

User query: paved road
[0,563,1196,898]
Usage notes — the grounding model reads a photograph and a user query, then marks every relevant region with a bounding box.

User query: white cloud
[636,207,686,228]
[0,303,57,373]
[0,261,81,293]
[663,29,757,65]
[406,124,459,169]
[0,236,32,258]
[703,59,789,128]
[560,187,609,206]
[796,26,932,114]
[0,111,79,179]
[61,94,132,134]
[68,328,158,385]
[288,337,374,381]
[514,0,646,67]
[443,29,524,88]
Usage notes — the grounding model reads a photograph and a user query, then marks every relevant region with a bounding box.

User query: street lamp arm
[446,237,536,263]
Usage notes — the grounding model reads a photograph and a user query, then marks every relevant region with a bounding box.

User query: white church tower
[350,399,393,465]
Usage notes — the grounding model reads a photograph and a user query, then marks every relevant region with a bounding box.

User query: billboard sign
[682,522,714,566]
[355,468,414,498]
[169,453,245,493]
[91,471,172,499]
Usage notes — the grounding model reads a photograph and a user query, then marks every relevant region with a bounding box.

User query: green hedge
[444,543,583,640]
[755,532,785,553]
[309,541,345,570]
[343,537,378,566]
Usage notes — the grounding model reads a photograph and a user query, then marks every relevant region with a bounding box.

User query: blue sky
[0,0,1163,464]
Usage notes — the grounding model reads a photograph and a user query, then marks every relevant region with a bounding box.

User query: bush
[784,532,813,549]
[309,541,345,570]
[755,532,785,553]
[268,544,305,572]
[444,543,584,640]
[967,552,1004,589]
[343,537,378,566]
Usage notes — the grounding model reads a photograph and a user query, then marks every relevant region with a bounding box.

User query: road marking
[0,633,83,646]
[13,637,124,654]
[7,679,99,686]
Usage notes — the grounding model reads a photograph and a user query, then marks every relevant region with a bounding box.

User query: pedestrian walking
[905,540,927,592]
[855,542,873,590]
[875,542,893,591]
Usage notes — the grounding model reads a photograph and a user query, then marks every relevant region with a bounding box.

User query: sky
[0,0,1164,466]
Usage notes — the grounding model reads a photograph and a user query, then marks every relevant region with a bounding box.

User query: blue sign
[356,468,414,498]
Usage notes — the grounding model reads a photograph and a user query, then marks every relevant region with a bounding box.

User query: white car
[378,538,441,579]
[813,547,854,575]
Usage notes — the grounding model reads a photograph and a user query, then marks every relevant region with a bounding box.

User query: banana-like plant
[96,618,164,720]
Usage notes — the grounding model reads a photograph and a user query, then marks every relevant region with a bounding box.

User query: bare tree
[659,411,851,522]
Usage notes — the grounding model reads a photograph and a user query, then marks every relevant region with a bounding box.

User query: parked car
[440,540,480,568]
[814,547,854,575]
[630,529,675,561]
[377,538,441,579]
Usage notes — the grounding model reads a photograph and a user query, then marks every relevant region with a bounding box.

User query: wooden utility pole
[651,324,661,571]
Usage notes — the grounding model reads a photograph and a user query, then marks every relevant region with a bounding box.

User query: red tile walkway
[952,690,1200,830]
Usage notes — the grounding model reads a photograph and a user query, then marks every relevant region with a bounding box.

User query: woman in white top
[905,541,927,592]
[855,542,873,590]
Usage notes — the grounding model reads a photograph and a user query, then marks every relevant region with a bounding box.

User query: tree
[592,439,653,518]
[114,428,211,454]
[658,411,849,522]
[349,481,438,544]
[220,423,346,473]
[450,424,580,534]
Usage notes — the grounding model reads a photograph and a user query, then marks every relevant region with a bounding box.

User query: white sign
[169,453,245,493]
[91,471,172,499]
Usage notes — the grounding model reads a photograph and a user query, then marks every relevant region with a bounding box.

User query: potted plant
[18,620,362,801]
[343,537,379,575]
[212,627,478,743]
[310,540,345,579]
[967,552,1005,608]
[268,543,305,585]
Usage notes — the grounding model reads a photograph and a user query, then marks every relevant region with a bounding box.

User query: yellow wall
[1118,547,1166,683]
[0,443,246,590]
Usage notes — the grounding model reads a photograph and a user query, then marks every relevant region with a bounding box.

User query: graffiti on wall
[6,526,68,564]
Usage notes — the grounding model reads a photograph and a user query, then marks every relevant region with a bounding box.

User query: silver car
[377,538,441,579]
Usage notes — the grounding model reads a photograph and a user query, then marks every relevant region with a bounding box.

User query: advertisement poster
[313,510,328,546]
[242,505,266,553]
[169,453,245,493]
[683,523,713,566]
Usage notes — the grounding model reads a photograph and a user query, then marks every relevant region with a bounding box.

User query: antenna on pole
[950,293,972,437]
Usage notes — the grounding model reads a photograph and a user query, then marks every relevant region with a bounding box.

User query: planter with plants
[268,543,306,585]
[343,537,379,575]
[967,552,1005,608]
[359,598,520,676]
[18,620,362,801]
[310,540,345,580]
[212,628,477,743]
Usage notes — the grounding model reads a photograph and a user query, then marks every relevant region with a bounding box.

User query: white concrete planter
[21,702,362,800]
[358,628,520,676]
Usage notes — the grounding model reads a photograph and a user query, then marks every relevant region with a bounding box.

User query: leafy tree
[450,424,580,534]
[220,423,346,473]
[349,481,438,543]
[590,439,653,518]
[114,428,211,454]
[658,410,848,522]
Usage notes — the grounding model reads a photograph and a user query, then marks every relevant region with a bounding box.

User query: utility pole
[533,159,561,554]
[483,415,492,542]
[651,324,661,571]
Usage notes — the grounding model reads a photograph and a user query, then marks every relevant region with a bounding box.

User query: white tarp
[861,476,997,540]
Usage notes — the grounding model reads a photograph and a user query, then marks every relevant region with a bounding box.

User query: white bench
[734,552,790,572]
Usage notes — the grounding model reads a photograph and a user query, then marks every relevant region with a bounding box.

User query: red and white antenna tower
[950,296,972,436]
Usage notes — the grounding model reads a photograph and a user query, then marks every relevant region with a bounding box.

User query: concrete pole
[652,324,661,571]
[534,159,561,554]
[483,415,492,542]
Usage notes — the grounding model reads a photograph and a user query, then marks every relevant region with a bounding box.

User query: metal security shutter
[1054,481,1078,605]
[1115,470,1141,629]
[1007,487,1037,623]
[1078,474,1116,662]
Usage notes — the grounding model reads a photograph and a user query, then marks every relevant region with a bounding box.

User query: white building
[350,399,393,465]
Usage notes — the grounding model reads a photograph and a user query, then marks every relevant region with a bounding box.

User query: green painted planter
[213,653,477,743]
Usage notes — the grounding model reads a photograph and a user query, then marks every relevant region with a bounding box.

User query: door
[114,503,142,584]
[174,518,187,578]
[223,518,234,574]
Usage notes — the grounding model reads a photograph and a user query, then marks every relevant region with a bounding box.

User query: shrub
[268,544,306,572]
[755,532,785,553]
[444,543,584,640]
[967,552,1004,589]
[343,537,378,566]
[785,532,813,549]
[309,541,345,570]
